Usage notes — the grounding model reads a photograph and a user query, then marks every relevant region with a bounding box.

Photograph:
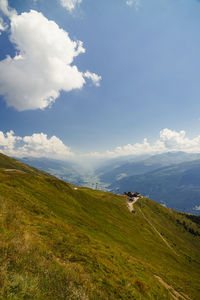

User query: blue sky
[1,0,200,160]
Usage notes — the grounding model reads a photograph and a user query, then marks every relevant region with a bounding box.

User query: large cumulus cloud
[0,8,101,110]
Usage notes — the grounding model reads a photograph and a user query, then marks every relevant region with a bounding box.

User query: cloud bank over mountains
[0,1,101,111]
[106,129,200,157]
[84,129,200,158]
[1,129,200,160]
[0,131,74,160]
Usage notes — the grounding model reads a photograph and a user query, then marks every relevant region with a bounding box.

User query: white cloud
[84,71,101,86]
[85,129,200,158]
[0,0,17,17]
[0,130,21,153]
[126,0,141,10]
[0,17,7,32]
[0,9,100,111]
[105,138,164,157]
[0,0,16,33]
[194,205,200,211]
[159,128,200,152]
[2,128,200,161]
[60,0,82,12]
[0,131,74,159]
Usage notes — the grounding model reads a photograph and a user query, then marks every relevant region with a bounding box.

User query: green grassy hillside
[0,153,51,176]
[0,153,200,299]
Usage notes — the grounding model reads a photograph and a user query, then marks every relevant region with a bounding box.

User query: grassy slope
[0,154,200,299]
[0,153,52,176]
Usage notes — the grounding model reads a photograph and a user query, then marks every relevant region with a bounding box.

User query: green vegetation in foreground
[0,153,200,299]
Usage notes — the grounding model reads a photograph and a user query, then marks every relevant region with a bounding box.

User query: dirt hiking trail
[154,275,191,300]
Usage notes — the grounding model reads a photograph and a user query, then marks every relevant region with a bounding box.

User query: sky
[1,0,200,161]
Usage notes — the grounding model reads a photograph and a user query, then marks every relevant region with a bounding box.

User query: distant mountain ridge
[96,152,200,184]
[110,158,200,214]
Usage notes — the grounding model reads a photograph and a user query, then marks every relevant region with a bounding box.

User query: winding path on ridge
[138,207,179,256]
[127,198,191,299]
[4,169,25,173]
[154,275,191,300]
[127,197,179,256]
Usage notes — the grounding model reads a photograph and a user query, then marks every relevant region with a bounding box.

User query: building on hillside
[124,191,141,198]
